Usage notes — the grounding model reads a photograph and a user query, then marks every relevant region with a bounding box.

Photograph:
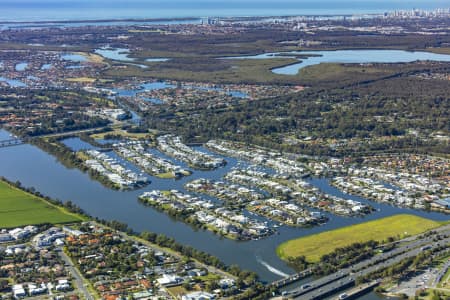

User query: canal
[0,129,447,299]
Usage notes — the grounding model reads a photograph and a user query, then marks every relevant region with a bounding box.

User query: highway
[32,126,109,139]
[280,227,450,300]
[271,268,313,288]
[276,224,450,291]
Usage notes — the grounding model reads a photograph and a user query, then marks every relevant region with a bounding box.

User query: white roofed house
[156,274,183,286]
[182,291,216,300]
[213,219,230,231]
[9,228,32,240]
[12,284,26,299]
[0,233,13,242]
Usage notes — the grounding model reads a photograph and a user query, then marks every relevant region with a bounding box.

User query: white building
[182,291,216,300]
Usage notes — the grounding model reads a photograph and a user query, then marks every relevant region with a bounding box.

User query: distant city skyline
[0,0,449,22]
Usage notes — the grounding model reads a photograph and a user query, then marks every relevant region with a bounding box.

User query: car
[338,293,348,299]
[301,284,312,290]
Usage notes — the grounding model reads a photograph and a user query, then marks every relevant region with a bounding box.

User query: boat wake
[256,256,289,277]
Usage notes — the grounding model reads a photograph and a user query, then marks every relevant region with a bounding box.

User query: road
[89,221,236,280]
[31,126,109,139]
[57,248,95,300]
[278,224,450,291]
[294,239,450,299]
[280,226,450,299]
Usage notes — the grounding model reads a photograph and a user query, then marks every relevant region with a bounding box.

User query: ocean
[0,0,448,22]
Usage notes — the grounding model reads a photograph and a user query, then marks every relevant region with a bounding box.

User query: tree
[182,280,192,291]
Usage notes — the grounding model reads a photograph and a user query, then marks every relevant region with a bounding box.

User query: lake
[111,81,176,101]
[0,130,448,289]
[61,53,87,62]
[15,62,28,71]
[95,48,135,62]
[146,58,170,62]
[0,77,27,87]
[223,50,450,75]
[94,48,170,67]
[111,81,248,104]
[41,63,52,70]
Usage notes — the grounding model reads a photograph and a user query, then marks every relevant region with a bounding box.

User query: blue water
[0,130,448,298]
[125,63,149,69]
[112,81,248,104]
[61,137,99,151]
[272,50,450,75]
[113,81,175,98]
[0,0,447,22]
[142,97,164,104]
[61,53,87,62]
[15,62,28,71]
[95,49,170,66]
[0,77,27,87]
[0,19,201,30]
[41,63,52,70]
[184,84,248,98]
[229,91,248,98]
[146,58,170,62]
[224,50,450,75]
[95,48,135,62]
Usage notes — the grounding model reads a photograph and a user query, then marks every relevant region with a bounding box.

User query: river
[0,130,447,299]
[222,49,450,75]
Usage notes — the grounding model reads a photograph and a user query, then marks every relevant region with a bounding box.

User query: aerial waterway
[223,49,450,75]
[0,129,448,297]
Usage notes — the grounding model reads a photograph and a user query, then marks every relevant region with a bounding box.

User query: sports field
[277,214,443,263]
[0,180,83,228]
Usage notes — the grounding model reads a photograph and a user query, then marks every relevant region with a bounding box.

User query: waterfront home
[433,198,450,209]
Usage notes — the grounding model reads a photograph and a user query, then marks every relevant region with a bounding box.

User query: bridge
[0,126,109,149]
[0,138,25,148]
[270,268,313,288]
[337,281,380,300]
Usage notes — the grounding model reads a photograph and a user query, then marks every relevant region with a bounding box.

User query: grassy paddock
[277,214,443,263]
[104,57,300,84]
[76,52,105,64]
[90,128,154,140]
[66,77,97,83]
[156,172,177,179]
[166,286,188,298]
[424,47,450,55]
[0,180,83,228]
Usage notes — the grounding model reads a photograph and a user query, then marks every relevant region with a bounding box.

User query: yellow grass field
[277,214,443,263]
[66,77,97,83]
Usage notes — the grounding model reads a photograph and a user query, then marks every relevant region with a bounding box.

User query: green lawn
[166,286,188,298]
[277,214,443,263]
[156,172,177,179]
[0,180,83,228]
